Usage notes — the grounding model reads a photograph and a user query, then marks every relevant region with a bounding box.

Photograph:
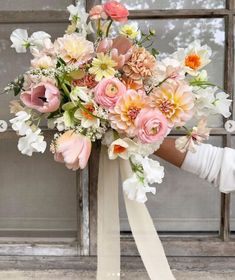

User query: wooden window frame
[0,0,235,258]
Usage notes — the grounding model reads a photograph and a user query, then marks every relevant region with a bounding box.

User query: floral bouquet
[4,1,231,204]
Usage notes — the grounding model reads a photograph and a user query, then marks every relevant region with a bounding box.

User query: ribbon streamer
[97,148,175,279]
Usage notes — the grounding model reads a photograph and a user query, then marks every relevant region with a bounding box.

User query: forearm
[155,138,186,168]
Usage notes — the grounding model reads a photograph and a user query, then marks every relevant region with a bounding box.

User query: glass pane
[130,18,225,128]
[0,134,77,236]
[120,136,222,232]
[102,0,225,10]
[0,0,74,10]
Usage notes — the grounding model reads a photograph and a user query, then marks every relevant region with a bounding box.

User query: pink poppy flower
[53,131,91,170]
[135,108,168,144]
[20,82,60,113]
[94,77,126,109]
[103,1,129,22]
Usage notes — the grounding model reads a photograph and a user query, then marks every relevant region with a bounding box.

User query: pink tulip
[94,78,126,109]
[135,108,168,144]
[103,1,129,22]
[20,82,60,113]
[53,131,91,170]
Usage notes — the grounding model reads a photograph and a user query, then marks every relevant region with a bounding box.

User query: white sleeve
[181,143,235,193]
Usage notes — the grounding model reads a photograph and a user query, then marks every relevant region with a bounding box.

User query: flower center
[185,53,201,70]
[105,83,118,97]
[158,100,175,118]
[114,145,126,154]
[149,124,160,135]
[82,104,95,120]
[100,63,108,70]
[127,106,140,120]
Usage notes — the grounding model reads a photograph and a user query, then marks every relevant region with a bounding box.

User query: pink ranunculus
[103,1,129,22]
[20,82,60,113]
[94,78,126,109]
[89,5,108,20]
[135,108,168,144]
[53,131,91,170]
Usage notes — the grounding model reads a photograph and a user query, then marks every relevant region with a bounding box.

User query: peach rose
[89,5,108,20]
[135,108,168,144]
[94,78,126,109]
[103,1,129,22]
[20,82,60,113]
[53,131,91,170]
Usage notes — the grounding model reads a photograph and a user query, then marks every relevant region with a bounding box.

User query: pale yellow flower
[119,23,140,40]
[89,53,117,81]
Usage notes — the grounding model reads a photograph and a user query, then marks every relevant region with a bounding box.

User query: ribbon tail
[97,146,120,280]
[119,159,175,280]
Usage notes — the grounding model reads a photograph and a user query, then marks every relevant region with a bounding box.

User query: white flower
[173,40,212,76]
[18,128,47,156]
[54,116,69,132]
[194,87,231,118]
[10,29,51,53]
[123,173,156,203]
[70,86,90,104]
[10,29,30,53]
[175,118,210,153]
[10,111,31,136]
[132,155,164,185]
[74,102,100,129]
[119,22,141,40]
[108,138,138,160]
[29,31,51,51]
[213,91,232,118]
[194,69,208,82]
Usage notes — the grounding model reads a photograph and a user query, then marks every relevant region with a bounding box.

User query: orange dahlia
[109,89,149,136]
[150,82,194,126]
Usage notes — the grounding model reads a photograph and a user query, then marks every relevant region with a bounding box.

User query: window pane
[102,0,225,10]
[230,137,235,232]
[120,136,222,232]
[130,18,225,128]
[0,0,74,10]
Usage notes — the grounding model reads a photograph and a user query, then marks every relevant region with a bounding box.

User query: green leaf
[62,102,76,111]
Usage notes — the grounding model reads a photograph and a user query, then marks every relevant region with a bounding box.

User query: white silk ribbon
[97,148,175,280]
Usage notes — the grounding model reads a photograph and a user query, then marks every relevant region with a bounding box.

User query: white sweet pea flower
[29,31,51,51]
[131,154,164,185]
[18,128,47,156]
[108,138,138,160]
[123,173,156,203]
[194,87,231,118]
[10,29,30,53]
[213,91,232,118]
[54,116,69,132]
[10,111,31,136]
[173,40,212,76]
[71,87,90,104]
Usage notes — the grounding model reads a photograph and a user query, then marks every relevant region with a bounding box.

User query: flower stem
[105,19,113,37]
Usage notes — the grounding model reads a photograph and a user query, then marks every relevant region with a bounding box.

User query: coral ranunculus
[103,1,129,22]
[135,108,168,144]
[94,77,126,109]
[53,131,91,170]
[20,82,60,113]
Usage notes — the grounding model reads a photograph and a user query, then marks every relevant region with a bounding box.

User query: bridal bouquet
[4,1,231,203]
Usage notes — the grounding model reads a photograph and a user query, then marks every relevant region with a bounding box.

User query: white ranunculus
[10,29,29,53]
[18,129,47,156]
[10,111,31,136]
[123,174,156,203]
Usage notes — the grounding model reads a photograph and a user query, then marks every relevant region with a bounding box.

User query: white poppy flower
[18,129,47,156]
[108,138,138,160]
[123,174,156,203]
[10,29,30,53]
[10,111,31,136]
[173,40,212,76]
